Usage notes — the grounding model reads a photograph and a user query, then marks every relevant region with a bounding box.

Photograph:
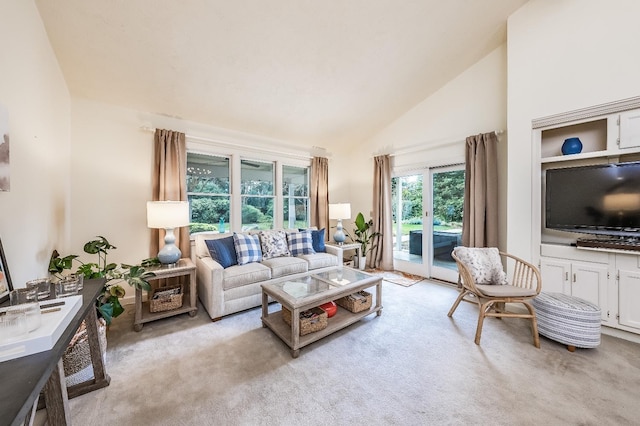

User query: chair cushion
[233,233,263,265]
[453,247,507,285]
[476,284,538,297]
[205,236,238,268]
[287,230,316,256]
[259,230,291,260]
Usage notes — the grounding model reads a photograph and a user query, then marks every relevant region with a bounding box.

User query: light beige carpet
[38,280,640,425]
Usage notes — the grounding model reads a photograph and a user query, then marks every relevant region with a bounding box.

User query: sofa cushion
[233,233,263,265]
[300,228,326,253]
[261,256,308,278]
[223,262,271,290]
[205,236,238,268]
[299,252,339,270]
[259,230,291,259]
[287,230,316,256]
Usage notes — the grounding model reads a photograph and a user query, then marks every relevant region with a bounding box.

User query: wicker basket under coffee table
[261,267,383,358]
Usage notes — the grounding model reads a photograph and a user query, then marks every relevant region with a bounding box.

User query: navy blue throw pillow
[300,228,326,253]
[205,236,238,268]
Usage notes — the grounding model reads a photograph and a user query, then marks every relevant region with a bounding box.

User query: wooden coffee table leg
[292,349,300,358]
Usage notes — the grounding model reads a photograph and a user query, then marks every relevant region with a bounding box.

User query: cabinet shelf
[540,118,608,160]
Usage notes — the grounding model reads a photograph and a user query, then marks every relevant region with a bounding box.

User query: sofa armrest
[324,244,342,260]
[196,256,225,320]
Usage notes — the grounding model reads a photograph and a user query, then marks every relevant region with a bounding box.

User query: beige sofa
[194,229,341,321]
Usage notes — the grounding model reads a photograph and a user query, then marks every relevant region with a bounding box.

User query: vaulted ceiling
[35,0,528,149]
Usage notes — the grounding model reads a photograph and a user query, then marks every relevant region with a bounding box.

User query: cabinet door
[619,110,640,149]
[540,258,570,294]
[618,270,640,330]
[571,262,608,321]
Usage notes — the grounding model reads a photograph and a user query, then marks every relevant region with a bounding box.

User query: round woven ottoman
[532,292,601,352]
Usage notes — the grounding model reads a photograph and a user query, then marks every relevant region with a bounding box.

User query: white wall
[0,1,71,287]
[342,45,508,247]
[507,0,640,260]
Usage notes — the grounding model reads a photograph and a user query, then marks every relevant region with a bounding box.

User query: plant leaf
[97,302,113,326]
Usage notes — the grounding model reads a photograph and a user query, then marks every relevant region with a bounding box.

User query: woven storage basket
[335,290,372,313]
[149,284,183,313]
[63,318,107,377]
[282,306,328,335]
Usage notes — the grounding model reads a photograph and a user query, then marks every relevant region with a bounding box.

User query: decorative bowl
[320,301,337,318]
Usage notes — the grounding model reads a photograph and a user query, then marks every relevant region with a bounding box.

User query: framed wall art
[0,237,13,304]
[0,103,9,192]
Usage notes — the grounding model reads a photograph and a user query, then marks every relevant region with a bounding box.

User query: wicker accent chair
[448,247,542,347]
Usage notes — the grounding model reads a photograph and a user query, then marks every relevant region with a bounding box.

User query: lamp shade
[329,203,351,220]
[147,201,190,229]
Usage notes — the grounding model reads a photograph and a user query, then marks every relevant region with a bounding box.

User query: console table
[0,278,109,426]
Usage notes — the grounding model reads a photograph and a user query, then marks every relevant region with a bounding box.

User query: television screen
[545,161,640,236]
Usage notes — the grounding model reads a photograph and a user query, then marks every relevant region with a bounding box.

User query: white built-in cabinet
[533,97,640,336]
[539,246,611,324]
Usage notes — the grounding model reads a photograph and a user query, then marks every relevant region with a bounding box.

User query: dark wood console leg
[44,359,71,426]
[67,308,111,399]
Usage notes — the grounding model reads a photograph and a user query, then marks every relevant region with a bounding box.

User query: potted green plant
[49,235,158,325]
[346,212,381,270]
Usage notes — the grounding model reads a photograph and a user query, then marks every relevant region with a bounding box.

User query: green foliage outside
[432,170,464,224]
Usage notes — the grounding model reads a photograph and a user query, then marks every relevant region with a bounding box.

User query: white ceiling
[35,0,528,149]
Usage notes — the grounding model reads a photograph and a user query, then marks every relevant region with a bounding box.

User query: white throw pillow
[259,230,291,260]
[453,247,507,285]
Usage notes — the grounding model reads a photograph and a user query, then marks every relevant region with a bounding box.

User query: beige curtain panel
[310,156,329,238]
[462,132,499,248]
[371,155,394,270]
[151,128,190,259]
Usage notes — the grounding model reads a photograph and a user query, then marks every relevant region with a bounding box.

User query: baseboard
[601,326,640,344]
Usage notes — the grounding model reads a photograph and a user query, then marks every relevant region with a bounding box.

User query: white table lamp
[329,203,351,244]
[147,201,190,264]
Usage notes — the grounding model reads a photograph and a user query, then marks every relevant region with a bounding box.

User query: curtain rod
[140,126,316,160]
[385,130,504,158]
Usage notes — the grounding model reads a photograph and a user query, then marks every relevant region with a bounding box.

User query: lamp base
[333,219,346,244]
[158,228,182,265]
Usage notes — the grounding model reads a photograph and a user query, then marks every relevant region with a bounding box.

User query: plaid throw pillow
[287,230,316,256]
[299,228,326,252]
[233,233,262,265]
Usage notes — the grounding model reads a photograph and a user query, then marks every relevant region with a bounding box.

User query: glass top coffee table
[261,267,382,358]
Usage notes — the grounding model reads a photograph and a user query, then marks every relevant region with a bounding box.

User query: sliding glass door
[392,173,428,276]
[430,166,464,282]
[392,165,464,283]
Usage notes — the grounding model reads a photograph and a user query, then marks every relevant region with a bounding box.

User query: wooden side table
[134,258,197,331]
[326,242,362,266]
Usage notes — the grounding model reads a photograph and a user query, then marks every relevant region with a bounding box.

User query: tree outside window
[241,160,274,230]
[283,165,310,229]
[186,153,230,234]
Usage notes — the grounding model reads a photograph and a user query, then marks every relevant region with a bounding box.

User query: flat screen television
[545,161,640,237]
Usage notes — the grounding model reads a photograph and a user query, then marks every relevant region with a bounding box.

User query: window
[241,159,274,230]
[186,153,230,233]
[282,165,310,229]
[186,151,310,234]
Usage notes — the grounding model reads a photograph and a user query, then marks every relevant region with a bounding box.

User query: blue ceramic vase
[561,137,583,155]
